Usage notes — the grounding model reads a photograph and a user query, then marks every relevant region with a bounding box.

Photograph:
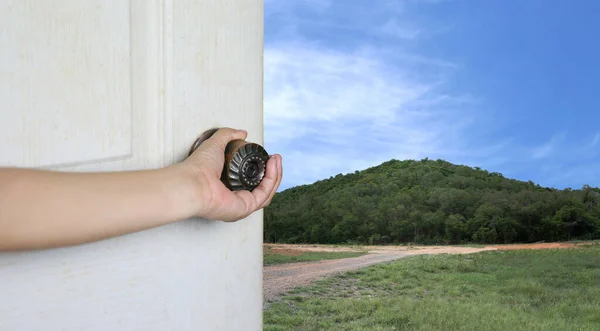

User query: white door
[0,1,264,330]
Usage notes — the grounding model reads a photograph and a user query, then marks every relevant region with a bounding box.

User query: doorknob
[188,128,270,192]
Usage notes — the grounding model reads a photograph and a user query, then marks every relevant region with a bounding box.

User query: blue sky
[263,0,600,191]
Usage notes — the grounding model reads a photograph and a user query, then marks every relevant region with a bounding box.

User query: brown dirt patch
[492,242,585,250]
[265,247,303,256]
[264,243,363,253]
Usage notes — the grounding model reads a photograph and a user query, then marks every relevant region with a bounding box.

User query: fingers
[231,190,259,221]
[228,190,259,221]
[260,154,282,208]
[224,154,283,221]
[240,154,282,209]
[205,127,247,151]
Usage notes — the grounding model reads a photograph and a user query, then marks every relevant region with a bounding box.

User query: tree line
[264,158,600,245]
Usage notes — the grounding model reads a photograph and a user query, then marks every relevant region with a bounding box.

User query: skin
[0,128,283,252]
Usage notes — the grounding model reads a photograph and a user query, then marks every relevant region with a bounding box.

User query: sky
[263,0,600,191]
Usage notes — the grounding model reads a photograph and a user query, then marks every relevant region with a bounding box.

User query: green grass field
[264,247,366,265]
[264,244,600,330]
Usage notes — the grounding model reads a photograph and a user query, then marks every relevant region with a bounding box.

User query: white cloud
[262,0,499,189]
[265,44,428,126]
[531,133,566,160]
[264,41,476,187]
[380,19,421,39]
[591,133,600,148]
[532,143,554,160]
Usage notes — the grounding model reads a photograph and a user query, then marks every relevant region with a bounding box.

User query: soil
[264,246,303,256]
[263,241,593,307]
[491,242,583,250]
[265,243,365,253]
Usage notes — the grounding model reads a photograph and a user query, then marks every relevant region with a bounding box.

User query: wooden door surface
[0,1,264,330]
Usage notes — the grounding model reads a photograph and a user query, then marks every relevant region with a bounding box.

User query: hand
[181,127,283,222]
[0,127,281,251]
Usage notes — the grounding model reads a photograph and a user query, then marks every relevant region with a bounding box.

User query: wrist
[162,164,204,221]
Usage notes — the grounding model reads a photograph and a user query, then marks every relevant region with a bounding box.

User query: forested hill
[264,158,600,245]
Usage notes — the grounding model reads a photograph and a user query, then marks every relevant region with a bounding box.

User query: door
[0,1,264,330]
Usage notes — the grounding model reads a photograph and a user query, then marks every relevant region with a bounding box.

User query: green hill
[264,158,600,245]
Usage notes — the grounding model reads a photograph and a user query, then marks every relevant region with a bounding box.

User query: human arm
[0,128,283,252]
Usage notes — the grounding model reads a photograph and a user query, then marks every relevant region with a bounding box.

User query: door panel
[0,0,132,169]
[0,0,264,330]
[0,0,171,173]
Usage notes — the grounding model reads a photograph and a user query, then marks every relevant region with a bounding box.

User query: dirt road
[264,252,407,303]
[263,242,590,305]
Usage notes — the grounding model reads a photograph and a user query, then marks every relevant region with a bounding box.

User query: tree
[445,214,467,244]
[264,158,600,245]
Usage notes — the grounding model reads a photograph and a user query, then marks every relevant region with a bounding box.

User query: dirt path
[263,242,592,305]
[264,252,408,304]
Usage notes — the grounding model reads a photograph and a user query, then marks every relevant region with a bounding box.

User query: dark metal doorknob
[188,128,270,192]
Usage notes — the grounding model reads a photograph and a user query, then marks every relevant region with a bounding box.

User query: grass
[264,247,367,265]
[264,244,600,330]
